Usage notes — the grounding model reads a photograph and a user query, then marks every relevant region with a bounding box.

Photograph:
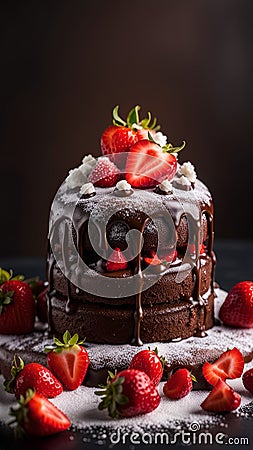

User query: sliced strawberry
[144,253,162,266]
[101,125,119,155]
[88,157,120,187]
[202,347,244,386]
[129,348,164,386]
[163,368,195,399]
[106,247,128,272]
[144,249,177,266]
[201,379,241,412]
[126,140,178,188]
[45,331,90,390]
[4,356,63,399]
[10,389,70,436]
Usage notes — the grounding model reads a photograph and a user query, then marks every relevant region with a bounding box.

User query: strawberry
[36,285,48,323]
[129,348,164,386]
[106,247,128,272]
[0,280,36,334]
[219,281,253,328]
[242,368,253,395]
[101,105,160,156]
[45,330,90,390]
[95,369,160,418]
[4,356,63,399]
[100,125,119,155]
[88,157,120,187]
[163,368,196,399]
[144,249,177,266]
[202,347,244,386]
[201,379,241,412]
[10,389,70,436]
[125,139,184,188]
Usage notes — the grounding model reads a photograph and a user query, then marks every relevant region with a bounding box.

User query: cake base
[1,290,253,390]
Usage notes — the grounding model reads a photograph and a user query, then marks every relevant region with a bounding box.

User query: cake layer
[49,289,215,345]
[52,254,213,306]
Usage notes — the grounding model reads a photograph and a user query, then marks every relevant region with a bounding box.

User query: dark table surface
[0,239,253,449]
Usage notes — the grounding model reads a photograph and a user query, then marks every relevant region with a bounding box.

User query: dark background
[0,0,253,258]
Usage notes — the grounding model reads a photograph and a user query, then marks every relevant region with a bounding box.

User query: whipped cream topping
[82,154,97,167]
[153,131,167,147]
[132,123,143,130]
[116,179,132,191]
[80,182,95,196]
[179,161,197,183]
[176,175,191,187]
[66,168,86,189]
[158,179,173,193]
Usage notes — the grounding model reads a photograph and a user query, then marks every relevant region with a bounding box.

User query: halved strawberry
[106,247,128,272]
[125,140,178,188]
[144,250,177,266]
[201,379,241,412]
[45,331,90,390]
[202,347,244,386]
[10,389,70,436]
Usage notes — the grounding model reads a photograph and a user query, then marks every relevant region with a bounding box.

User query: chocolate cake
[47,106,216,345]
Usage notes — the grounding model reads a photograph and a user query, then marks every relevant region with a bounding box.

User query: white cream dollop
[82,154,97,167]
[153,131,167,147]
[116,179,132,191]
[158,179,173,193]
[80,182,95,196]
[176,175,191,187]
[179,161,197,183]
[66,168,86,189]
[132,123,143,130]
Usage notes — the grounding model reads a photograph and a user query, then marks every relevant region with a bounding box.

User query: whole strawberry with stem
[163,368,196,399]
[95,369,160,418]
[45,330,90,390]
[0,279,36,334]
[4,355,63,399]
[126,136,185,188]
[219,281,253,328]
[129,348,164,386]
[101,105,160,156]
[9,389,70,437]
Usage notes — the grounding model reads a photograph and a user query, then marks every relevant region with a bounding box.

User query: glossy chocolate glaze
[47,177,214,345]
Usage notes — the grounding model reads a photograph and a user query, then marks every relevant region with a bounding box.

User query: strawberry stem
[44,330,85,354]
[95,374,128,418]
[0,289,14,315]
[112,105,127,127]
[4,355,25,393]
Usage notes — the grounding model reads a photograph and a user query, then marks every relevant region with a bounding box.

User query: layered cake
[47,106,216,345]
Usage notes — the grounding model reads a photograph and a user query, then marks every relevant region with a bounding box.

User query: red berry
[242,368,253,395]
[126,139,177,188]
[101,125,119,155]
[129,348,164,386]
[106,247,128,272]
[4,356,63,399]
[163,368,194,399]
[201,379,241,412]
[45,331,90,390]
[95,369,160,418]
[37,286,48,323]
[88,157,120,187]
[219,281,253,328]
[10,389,70,436]
[0,280,36,334]
[112,127,138,153]
[144,249,177,266]
[202,347,244,387]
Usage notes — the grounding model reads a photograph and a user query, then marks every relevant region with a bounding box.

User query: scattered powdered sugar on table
[1,289,253,439]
